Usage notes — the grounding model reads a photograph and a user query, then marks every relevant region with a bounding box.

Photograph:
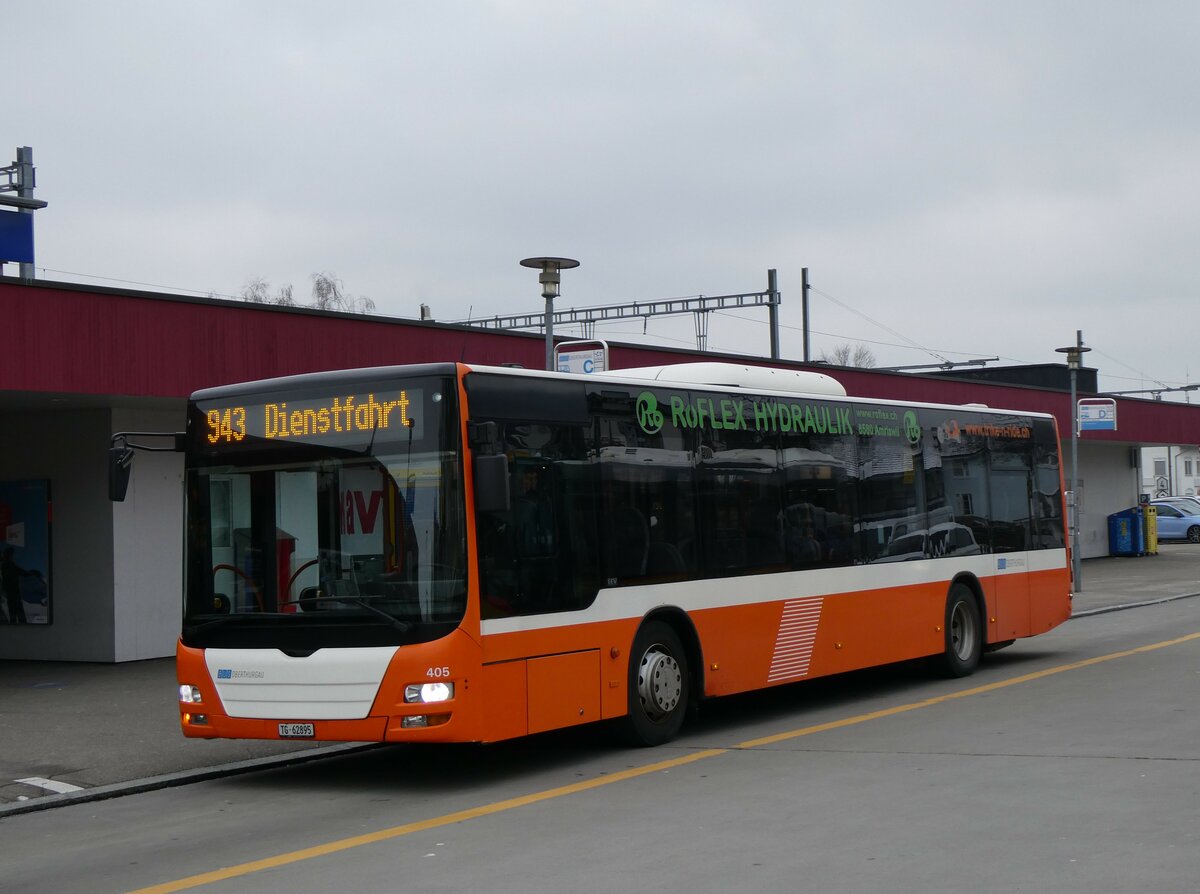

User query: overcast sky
[9,2,1200,397]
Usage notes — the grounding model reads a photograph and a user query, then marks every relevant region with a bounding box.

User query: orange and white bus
[147,360,1071,746]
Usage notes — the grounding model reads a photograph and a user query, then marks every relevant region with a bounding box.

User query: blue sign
[0,210,34,263]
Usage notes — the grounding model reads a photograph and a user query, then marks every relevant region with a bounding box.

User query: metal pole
[801,266,810,362]
[694,310,710,352]
[545,291,554,371]
[17,147,35,280]
[1070,329,1082,592]
[767,268,780,360]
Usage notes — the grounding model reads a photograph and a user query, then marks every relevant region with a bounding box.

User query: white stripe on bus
[481,548,1067,636]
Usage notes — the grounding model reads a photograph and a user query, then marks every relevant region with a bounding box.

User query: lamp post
[520,257,580,371]
[1056,330,1091,592]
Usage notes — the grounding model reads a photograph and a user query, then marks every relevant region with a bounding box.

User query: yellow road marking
[127,749,727,894]
[128,630,1200,894]
[738,630,1200,748]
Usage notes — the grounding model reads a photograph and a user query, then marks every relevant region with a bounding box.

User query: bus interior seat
[606,505,649,578]
[746,498,785,565]
[647,541,687,576]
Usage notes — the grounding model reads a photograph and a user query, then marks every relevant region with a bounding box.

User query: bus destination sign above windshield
[202,391,419,445]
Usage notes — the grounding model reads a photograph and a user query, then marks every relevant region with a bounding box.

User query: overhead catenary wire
[710,309,1024,362]
[808,285,952,366]
[35,266,243,301]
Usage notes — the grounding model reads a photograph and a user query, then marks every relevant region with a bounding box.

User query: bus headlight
[404,682,454,704]
[179,684,203,703]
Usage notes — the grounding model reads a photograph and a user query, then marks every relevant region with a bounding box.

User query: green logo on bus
[636,391,664,435]
[903,410,921,445]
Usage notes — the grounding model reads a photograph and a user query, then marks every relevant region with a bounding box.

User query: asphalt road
[6,545,1198,814]
[3,596,1198,894]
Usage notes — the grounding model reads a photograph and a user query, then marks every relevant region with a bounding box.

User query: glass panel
[189,451,464,624]
[1032,419,1066,549]
[183,376,465,642]
[857,406,923,563]
[595,388,700,585]
[781,405,858,567]
[925,408,992,554]
[696,393,783,575]
[476,419,599,617]
[988,418,1035,553]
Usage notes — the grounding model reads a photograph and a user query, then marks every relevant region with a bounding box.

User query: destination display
[197,389,421,446]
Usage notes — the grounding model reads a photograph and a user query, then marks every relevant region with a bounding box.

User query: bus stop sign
[555,340,609,375]
[1078,398,1117,432]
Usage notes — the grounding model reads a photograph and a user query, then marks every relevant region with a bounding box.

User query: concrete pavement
[3,544,1198,817]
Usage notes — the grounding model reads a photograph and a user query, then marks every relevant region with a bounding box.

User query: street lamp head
[1055,343,1092,370]
[520,257,580,299]
[521,257,580,372]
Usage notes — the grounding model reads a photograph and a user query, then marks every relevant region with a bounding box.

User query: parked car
[1152,496,1200,515]
[873,522,981,562]
[1148,502,1200,543]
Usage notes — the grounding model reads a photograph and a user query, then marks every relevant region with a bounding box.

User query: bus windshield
[182,374,465,648]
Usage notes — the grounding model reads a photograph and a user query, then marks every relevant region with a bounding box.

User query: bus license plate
[278,722,315,738]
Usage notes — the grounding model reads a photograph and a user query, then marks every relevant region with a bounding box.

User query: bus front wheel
[620,621,689,747]
[936,583,982,678]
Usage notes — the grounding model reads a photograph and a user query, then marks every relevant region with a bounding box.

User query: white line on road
[16,777,85,794]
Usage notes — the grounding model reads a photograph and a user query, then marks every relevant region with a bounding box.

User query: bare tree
[240,276,296,306]
[237,272,371,312]
[819,343,877,368]
[240,276,271,303]
[309,271,345,310]
[310,271,375,313]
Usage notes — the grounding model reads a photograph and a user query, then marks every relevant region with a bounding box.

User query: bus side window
[930,408,992,554]
[1032,421,1066,550]
[858,424,923,564]
[514,464,555,558]
[989,436,1034,553]
[477,420,599,616]
[604,504,650,578]
[697,394,783,576]
[595,388,699,585]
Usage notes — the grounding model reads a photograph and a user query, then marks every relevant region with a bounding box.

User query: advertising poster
[0,479,52,624]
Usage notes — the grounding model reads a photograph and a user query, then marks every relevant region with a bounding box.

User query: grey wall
[0,409,117,660]
[112,407,185,661]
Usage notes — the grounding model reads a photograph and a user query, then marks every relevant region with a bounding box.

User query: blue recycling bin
[1107,508,1145,557]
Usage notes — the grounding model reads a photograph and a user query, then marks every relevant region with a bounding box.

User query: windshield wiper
[297,594,413,632]
[184,612,290,634]
[186,596,414,634]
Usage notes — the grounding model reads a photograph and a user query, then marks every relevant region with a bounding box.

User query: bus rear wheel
[936,583,982,678]
[620,621,689,747]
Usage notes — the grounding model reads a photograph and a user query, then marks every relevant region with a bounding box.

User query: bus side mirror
[109,445,135,502]
[474,453,511,513]
[108,431,184,501]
